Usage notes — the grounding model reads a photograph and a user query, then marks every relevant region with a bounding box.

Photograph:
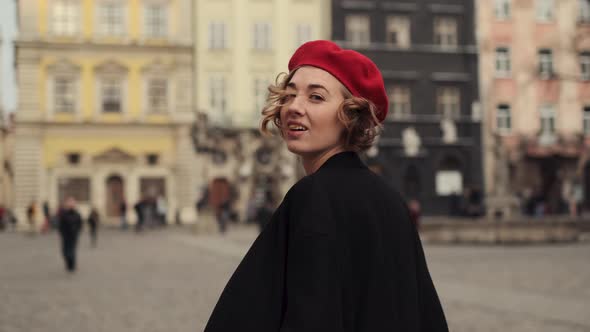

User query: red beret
[288,40,389,123]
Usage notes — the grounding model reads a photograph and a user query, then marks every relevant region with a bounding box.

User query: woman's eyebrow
[286,82,330,95]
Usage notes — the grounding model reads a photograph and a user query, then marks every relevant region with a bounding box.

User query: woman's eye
[310,94,324,102]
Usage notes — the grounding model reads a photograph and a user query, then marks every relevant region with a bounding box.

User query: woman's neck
[301,146,347,175]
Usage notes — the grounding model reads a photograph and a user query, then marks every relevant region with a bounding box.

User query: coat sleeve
[279,177,343,332]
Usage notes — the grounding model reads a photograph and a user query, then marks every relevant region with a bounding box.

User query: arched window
[435,155,463,196]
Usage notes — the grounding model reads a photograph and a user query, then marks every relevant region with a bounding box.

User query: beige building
[191,0,330,222]
[478,0,590,216]
[14,0,196,227]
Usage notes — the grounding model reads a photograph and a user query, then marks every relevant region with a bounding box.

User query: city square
[1,226,589,332]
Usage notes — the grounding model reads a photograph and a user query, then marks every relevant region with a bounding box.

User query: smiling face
[280,66,348,161]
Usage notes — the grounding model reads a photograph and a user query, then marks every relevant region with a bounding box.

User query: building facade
[332,0,482,215]
[191,0,330,222]
[14,0,196,226]
[479,0,590,216]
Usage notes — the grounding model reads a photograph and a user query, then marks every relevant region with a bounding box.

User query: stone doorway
[106,175,125,217]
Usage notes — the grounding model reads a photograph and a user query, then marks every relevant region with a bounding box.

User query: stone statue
[440,118,457,144]
[402,127,421,157]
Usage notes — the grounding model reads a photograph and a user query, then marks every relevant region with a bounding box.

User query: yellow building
[14,0,196,226]
[191,0,330,223]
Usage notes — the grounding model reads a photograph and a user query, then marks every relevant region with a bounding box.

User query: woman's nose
[287,95,305,115]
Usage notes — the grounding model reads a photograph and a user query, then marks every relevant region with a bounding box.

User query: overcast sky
[0,0,16,112]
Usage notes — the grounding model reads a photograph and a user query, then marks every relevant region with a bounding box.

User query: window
[208,22,228,49]
[254,78,269,114]
[295,24,312,47]
[437,87,461,119]
[494,0,511,20]
[253,22,272,50]
[101,79,122,113]
[539,105,556,136]
[538,49,554,78]
[584,106,590,135]
[99,2,124,36]
[496,104,512,133]
[434,17,458,47]
[345,15,370,47]
[495,47,511,76]
[536,0,554,22]
[146,154,159,165]
[389,86,411,119]
[581,52,590,80]
[386,16,410,48]
[580,0,590,23]
[147,78,167,113]
[58,177,90,203]
[54,76,76,113]
[52,0,78,36]
[67,153,80,165]
[436,156,463,196]
[144,3,167,38]
[209,75,227,114]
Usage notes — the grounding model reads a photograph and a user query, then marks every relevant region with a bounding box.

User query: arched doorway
[106,175,124,217]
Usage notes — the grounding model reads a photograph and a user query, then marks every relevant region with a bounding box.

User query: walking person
[26,200,37,235]
[87,207,99,247]
[134,197,145,233]
[119,199,128,230]
[57,197,83,273]
[204,40,447,331]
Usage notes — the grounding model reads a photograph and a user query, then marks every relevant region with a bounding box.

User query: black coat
[58,208,82,239]
[204,152,448,332]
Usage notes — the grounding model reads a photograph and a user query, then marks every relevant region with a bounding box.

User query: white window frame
[295,24,312,47]
[97,1,125,36]
[147,78,168,113]
[345,15,370,48]
[494,0,511,20]
[580,0,590,23]
[386,16,410,48]
[539,104,556,136]
[209,75,227,116]
[581,52,590,81]
[144,3,168,38]
[434,16,458,47]
[388,85,412,119]
[437,86,461,119]
[495,47,511,77]
[53,75,78,114]
[538,49,554,78]
[253,22,272,50]
[496,104,512,134]
[208,21,228,50]
[52,0,79,36]
[536,0,554,22]
[100,77,124,113]
[584,106,590,135]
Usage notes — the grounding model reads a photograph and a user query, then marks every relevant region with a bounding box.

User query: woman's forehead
[288,66,345,91]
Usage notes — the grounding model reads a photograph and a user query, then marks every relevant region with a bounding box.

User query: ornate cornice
[15,39,193,54]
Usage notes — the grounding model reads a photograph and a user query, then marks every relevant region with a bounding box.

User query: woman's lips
[286,128,307,139]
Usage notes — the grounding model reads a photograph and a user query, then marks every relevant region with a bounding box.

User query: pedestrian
[204,40,447,331]
[57,197,83,272]
[156,194,167,226]
[119,199,128,230]
[26,200,37,235]
[41,201,50,233]
[0,204,5,232]
[87,207,99,247]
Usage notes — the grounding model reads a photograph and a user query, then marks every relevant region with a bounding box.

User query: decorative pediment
[94,60,128,75]
[93,148,136,163]
[46,59,81,74]
[141,58,175,74]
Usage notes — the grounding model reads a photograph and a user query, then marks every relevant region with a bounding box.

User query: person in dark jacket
[58,197,83,272]
[87,207,99,247]
[204,40,448,331]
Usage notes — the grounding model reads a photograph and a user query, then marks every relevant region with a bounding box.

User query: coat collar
[317,151,366,171]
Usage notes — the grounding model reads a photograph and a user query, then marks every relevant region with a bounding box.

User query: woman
[204,40,448,331]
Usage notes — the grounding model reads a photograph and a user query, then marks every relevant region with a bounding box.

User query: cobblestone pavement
[1,226,589,332]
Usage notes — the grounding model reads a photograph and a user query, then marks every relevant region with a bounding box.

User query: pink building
[479,0,590,216]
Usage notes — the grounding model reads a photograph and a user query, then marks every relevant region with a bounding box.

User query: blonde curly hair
[259,71,383,152]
